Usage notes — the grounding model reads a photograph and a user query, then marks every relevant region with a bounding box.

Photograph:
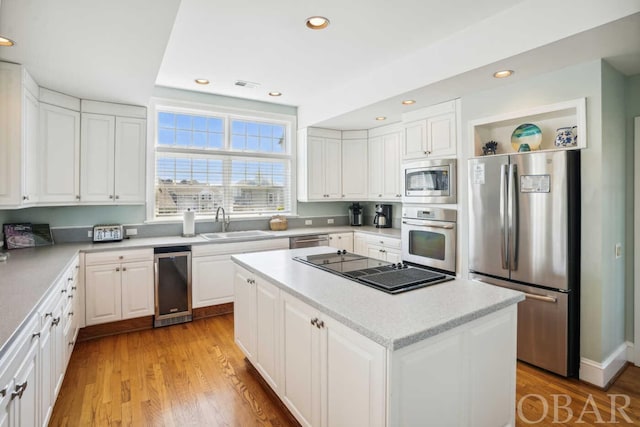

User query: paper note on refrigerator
[472,164,485,185]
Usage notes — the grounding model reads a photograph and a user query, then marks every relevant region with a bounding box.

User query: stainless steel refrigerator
[468,150,580,377]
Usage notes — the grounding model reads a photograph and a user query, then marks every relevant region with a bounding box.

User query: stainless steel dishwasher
[154,246,192,327]
[289,234,330,248]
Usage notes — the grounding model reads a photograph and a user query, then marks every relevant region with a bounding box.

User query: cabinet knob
[115,195,120,200]
[378,194,382,197]
[69,341,75,346]
[69,312,74,317]
[44,312,52,318]
[22,195,29,201]
[342,194,345,198]
[76,195,81,200]
[68,294,73,299]
[109,195,114,199]
[68,277,73,281]
[122,267,127,272]
[317,320,325,329]
[426,151,431,155]
[0,388,5,397]
[61,289,67,294]
[72,286,77,290]
[32,332,40,339]
[310,318,318,326]
[52,317,60,326]
[119,256,124,259]
[116,267,120,272]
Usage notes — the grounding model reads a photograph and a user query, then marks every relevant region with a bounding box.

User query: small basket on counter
[269,215,288,231]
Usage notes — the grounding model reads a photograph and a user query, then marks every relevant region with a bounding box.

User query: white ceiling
[1,0,639,130]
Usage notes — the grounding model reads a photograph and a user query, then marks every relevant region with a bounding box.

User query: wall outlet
[126,228,138,236]
[305,219,313,225]
[615,243,622,259]
[87,230,93,238]
[327,218,334,224]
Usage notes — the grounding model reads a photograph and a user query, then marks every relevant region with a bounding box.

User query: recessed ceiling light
[194,79,210,85]
[0,36,15,47]
[375,116,386,121]
[268,91,282,97]
[402,100,416,105]
[306,16,330,30]
[493,70,514,79]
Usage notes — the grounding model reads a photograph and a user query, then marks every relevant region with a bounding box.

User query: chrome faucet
[215,206,230,232]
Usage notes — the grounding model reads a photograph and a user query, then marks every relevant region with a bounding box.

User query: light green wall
[625,74,640,342]
[460,60,610,361]
[600,62,627,356]
[297,201,352,217]
[0,206,146,228]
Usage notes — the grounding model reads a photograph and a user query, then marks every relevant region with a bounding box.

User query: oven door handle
[402,220,454,229]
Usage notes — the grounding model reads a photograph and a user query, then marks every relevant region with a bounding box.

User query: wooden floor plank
[50,313,639,426]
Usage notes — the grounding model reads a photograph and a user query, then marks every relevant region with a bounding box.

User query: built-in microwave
[402,158,456,204]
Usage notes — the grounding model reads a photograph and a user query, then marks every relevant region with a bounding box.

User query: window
[153,108,293,219]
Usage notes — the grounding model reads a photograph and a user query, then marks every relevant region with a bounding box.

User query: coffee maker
[348,203,363,226]
[373,204,392,228]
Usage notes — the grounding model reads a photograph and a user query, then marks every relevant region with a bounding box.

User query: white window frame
[146,97,297,222]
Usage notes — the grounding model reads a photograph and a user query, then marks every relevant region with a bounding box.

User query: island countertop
[232,246,524,350]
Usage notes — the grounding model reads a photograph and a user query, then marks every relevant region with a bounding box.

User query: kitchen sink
[200,230,272,240]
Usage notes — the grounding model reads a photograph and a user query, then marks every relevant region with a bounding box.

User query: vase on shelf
[554,127,577,147]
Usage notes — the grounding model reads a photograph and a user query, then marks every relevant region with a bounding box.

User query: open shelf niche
[469,98,586,158]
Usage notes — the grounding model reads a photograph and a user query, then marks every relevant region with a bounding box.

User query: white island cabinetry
[192,238,289,308]
[232,247,522,427]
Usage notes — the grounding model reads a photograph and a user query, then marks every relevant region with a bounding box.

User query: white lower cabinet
[192,238,289,309]
[357,233,402,262]
[236,272,387,427]
[327,233,353,252]
[84,249,154,325]
[234,267,281,392]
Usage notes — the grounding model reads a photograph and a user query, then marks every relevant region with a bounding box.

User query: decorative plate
[511,123,542,151]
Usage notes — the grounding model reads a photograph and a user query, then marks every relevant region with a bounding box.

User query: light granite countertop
[0,226,399,357]
[232,246,524,350]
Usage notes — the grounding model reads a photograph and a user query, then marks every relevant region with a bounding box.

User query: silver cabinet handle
[524,293,557,303]
[293,238,329,244]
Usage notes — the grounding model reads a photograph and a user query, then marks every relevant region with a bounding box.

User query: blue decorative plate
[511,123,542,151]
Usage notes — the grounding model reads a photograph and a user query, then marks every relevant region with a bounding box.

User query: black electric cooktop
[293,250,453,294]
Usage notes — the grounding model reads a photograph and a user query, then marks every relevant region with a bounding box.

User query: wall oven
[401,206,456,274]
[402,158,456,204]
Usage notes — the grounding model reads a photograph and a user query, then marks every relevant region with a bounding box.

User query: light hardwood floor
[51,314,640,426]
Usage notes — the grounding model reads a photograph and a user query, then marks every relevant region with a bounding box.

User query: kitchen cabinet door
[39,103,81,204]
[80,113,115,203]
[367,245,387,261]
[322,315,386,427]
[121,261,154,319]
[306,136,326,200]
[367,136,384,199]
[324,138,342,199]
[341,138,367,200]
[255,278,281,392]
[234,267,256,360]
[12,337,39,427]
[22,89,39,205]
[328,233,353,252]
[427,112,456,158]
[385,248,402,264]
[382,132,401,199]
[353,233,368,256]
[280,292,320,427]
[85,264,122,325]
[192,254,235,308]
[403,120,427,160]
[114,117,146,203]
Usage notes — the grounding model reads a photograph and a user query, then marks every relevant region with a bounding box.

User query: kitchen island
[232,246,524,427]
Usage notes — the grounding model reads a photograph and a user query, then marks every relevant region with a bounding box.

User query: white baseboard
[579,342,629,387]
[627,341,638,367]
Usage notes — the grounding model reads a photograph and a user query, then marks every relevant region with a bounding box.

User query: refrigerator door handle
[524,292,558,303]
[500,164,509,270]
[508,163,518,270]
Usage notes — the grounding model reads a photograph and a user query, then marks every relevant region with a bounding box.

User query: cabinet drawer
[365,236,401,249]
[85,248,153,265]
[193,238,289,257]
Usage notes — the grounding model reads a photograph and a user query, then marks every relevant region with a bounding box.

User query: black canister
[349,203,363,226]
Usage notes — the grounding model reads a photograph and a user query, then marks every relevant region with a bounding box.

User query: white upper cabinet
[341,130,368,200]
[298,128,342,201]
[402,99,459,160]
[39,89,81,204]
[368,126,402,201]
[0,62,40,207]
[80,100,146,204]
